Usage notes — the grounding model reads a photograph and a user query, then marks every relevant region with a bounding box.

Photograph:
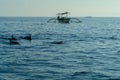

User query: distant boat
[9,39,19,45]
[85,16,92,18]
[48,12,81,23]
[21,34,32,40]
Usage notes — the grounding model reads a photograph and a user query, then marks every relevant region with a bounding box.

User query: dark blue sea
[0,17,120,80]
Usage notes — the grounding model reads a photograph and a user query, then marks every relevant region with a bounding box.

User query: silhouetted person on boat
[11,34,17,40]
[9,34,19,45]
[9,38,19,45]
[57,16,60,20]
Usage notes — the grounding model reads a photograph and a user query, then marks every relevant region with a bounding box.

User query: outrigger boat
[48,12,81,23]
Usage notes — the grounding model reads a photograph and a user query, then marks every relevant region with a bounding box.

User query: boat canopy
[56,12,70,15]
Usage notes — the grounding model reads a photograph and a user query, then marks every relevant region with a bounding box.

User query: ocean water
[0,17,120,80]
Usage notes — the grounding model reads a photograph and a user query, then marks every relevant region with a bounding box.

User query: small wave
[87,35,120,41]
[71,71,88,76]
[45,70,62,74]
[30,75,51,80]
[25,79,35,80]
[108,78,120,80]
[50,41,64,44]
[0,78,6,80]
[71,71,110,79]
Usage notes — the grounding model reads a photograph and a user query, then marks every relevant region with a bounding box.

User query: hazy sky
[0,0,120,17]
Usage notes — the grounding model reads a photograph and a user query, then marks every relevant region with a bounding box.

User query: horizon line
[1,16,120,18]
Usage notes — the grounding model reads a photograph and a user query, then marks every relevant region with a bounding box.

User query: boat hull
[58,18,71,23]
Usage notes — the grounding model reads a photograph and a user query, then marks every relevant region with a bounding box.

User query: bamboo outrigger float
[48,12,81,23]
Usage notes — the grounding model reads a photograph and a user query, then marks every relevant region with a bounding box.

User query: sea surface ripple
[0,17,120,80]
